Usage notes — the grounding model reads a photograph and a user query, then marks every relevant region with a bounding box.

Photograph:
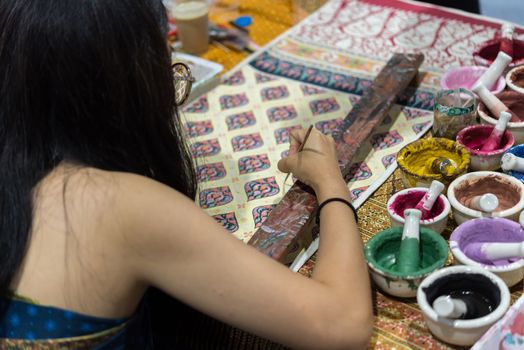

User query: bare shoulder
[71,167,211,252]
[48,165,190,215]
[35,165,196,247]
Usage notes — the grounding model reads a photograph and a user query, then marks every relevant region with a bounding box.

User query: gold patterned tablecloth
[185,1,524,349]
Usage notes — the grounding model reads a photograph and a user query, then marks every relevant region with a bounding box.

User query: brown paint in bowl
[510,66,524,89]
[454,175,521,212]
[479,91,524,123]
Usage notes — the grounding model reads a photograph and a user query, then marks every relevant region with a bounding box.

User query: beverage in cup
[171,0,209,55]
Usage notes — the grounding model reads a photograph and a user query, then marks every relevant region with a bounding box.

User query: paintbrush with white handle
[468,193,499,213]
[396,209,422,273]
[472,84,520,123]
[464,241,524,264]
[500,23,515,58]
[480,111,511,152]
[414,180,445,218]
[433,295,468,319]
[502,153,524,173]
[473,51,512,90]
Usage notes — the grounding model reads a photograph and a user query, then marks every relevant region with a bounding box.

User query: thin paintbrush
[283,125,314,188]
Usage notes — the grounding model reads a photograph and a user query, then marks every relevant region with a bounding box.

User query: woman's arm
[116,129,373,349]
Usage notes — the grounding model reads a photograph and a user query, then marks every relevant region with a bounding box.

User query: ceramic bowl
[506,65,524,95]
[387,188,450,234]
[502,144,524,183]
[441,66,506,94]
[456,125,514,171]
[417,265,510,346]
[449,217,524,287]
[397,138,470,188]
[447,171,524,225]
[478,91,524,144]
[473,38,524,67]
[364,227,448,298]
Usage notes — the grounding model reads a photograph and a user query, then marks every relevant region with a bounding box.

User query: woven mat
[180,1,524,349]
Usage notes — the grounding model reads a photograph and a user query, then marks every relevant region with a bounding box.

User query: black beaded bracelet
[315,198,358,225]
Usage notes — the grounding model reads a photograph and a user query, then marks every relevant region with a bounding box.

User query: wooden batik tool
[248,53,425,264]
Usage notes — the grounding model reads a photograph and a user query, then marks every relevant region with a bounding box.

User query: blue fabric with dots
[0,296,127,340]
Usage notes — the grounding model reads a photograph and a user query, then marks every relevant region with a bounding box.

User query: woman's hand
[277,128,343,192]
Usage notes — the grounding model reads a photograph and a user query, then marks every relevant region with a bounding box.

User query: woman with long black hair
[0,0,372,348]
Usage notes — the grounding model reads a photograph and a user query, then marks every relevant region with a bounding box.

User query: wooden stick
[248,53,425,263]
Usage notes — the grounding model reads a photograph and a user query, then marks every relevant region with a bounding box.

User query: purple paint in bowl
[441,66,506,94]
[450,218,524,267]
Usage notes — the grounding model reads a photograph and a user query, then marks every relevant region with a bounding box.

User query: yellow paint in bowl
[397,138,470,187]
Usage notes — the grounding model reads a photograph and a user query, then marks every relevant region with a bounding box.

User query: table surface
[188,1,524,349]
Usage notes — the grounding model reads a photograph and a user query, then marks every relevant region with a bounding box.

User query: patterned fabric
[0,296,128,349]
[183,56,433,242]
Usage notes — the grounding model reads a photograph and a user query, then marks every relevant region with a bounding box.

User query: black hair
[0,0,196,311]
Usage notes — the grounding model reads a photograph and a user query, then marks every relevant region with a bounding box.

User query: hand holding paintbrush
[282,125,313,188]
[278,125,343,195]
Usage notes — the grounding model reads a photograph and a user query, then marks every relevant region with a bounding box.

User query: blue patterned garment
[0,295,127,340]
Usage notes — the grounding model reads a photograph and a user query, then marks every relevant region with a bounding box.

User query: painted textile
[185,0,523,242]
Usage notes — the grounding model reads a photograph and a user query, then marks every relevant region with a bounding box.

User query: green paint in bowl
[365,227,448,279]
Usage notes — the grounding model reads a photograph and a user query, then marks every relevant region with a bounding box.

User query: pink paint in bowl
[456,125,515,171]
[440,66,506,94]
[387,188,450,234]
[473,38,524,67]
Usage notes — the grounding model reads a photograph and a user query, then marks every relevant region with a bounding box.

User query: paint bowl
[449,217,524,287]
[456,125,514,171]
[473,38,524,67]
[478,91,524,144]
[397,138,470,188]
[364,227,448,298]
[447,171,524,225]
[417,265,510,346]
[506,65,524,95]
[441,66,506,94]
[387,188,450,234]
[502,144,524,183]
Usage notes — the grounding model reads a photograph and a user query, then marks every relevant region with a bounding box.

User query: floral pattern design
[245,177,280,201]
[252,205,277,228]
[199,186,234,209]
[267,105,297,123]
[274,125,302,144]
[185,120,214,138]
[238,154,271,175]
[231,133,264,152]
[197,162,227,182]
[191,139,221,158]
[213,212,239,233]
[309,97,340,116]
[226,112,257,131]
[370,130,404,150]
[260,86,290,101]
[220,93,249,110]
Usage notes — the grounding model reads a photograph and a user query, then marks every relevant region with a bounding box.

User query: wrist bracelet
[316,198,358,225]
